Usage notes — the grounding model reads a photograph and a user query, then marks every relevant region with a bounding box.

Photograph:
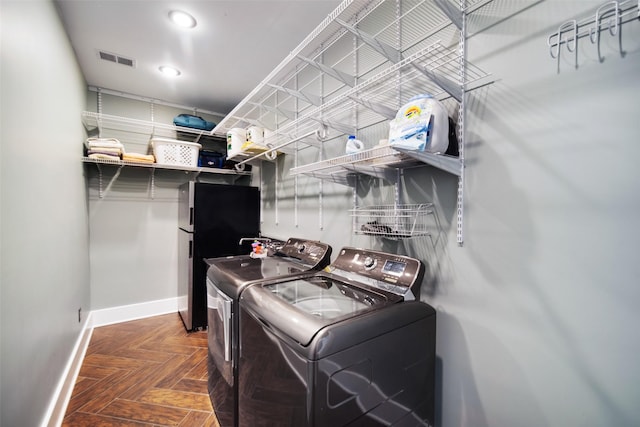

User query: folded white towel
[88,147,122,154]
[88,152,120,160]
[85,137,125,151]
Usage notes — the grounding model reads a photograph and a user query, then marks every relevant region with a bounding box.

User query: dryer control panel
[329,247,425,299]
[276,237,332,268]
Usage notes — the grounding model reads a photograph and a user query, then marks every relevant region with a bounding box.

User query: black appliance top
[205,237,332,298]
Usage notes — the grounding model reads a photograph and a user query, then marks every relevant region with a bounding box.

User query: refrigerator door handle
[189,207,194,226]
[189,240,193,259]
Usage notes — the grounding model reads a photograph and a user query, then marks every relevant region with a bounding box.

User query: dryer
[205,237,332,427]
[237,247,436,427]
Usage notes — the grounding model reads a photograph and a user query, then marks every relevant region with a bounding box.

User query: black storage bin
[199,150,225,168]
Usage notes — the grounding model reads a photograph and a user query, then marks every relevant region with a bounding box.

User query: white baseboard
[91,297,179,328]
[42,297,179,426]
[42,312,94,427]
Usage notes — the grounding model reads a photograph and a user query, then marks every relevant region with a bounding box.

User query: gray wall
[84,92,244,310]
[1,1,636,426]
[0,1,90,426]
[259,1,640,426]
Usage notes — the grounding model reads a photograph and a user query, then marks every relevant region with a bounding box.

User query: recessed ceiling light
[169,10,197,29]
[159,66,181,77]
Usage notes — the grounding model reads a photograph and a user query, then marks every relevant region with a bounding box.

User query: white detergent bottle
[345,135,364,155]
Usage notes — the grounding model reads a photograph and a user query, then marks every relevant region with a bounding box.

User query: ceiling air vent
[116,56,134,67]
[98,50,135,68]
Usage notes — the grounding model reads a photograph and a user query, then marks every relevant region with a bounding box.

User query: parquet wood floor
[63,313,219,427]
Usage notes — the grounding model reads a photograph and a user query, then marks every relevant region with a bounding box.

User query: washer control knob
[297,244,306,253]
[363,256,376,270]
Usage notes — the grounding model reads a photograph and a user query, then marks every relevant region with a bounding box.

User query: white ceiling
[54,0,342,116]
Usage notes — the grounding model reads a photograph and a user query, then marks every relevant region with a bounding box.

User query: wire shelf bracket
[249,102,296,120]
[335,18,403,63]
[346,95,397,120]
[297,55,356,87]
[266,84,323,106]
[434,0,463,30]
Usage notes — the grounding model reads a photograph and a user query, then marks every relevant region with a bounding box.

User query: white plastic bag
[389,94,449,153]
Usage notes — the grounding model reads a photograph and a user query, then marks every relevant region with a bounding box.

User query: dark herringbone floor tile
[63,313,219,427]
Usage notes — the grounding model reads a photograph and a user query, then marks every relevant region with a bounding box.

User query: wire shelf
[82,111,217,142]
[290,145,422,185]
[81,157,250,176]
[204,0,505,243]
[214,0,497,135]
[219,40,468,152]
[351,204,435,239]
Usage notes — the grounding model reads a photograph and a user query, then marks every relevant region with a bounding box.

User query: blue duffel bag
[173,114,216,131]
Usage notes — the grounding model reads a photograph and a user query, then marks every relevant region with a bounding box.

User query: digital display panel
[382,260,406,277]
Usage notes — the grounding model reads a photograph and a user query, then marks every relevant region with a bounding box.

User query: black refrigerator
[178,182,260,331]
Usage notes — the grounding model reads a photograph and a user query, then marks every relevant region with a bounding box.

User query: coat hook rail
[547,0,638,72]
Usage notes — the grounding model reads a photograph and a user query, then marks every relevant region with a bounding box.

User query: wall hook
[265,144,278,161]
[547,0,638,72]
[315,124,328,141]
[590,1,622,62]
[548,20,578,73]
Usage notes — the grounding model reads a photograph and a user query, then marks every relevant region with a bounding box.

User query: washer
[205,237,332,427]
[237,247,436,427]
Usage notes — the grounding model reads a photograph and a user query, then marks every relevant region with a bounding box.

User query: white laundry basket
[151,137,201,167]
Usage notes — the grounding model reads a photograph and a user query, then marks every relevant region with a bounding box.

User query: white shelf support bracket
[308,117,355,135]
[248,118,271,129]
[192,133,203,144]
[97,88,103,115]
[150,168,156,200]
[96,163,123,199]
[346,95,397,119]
[335,18,402,63]
[250,102,296,120]
[294,140,299,228]
[343,166,401,184]
[392,148,463,176]
[260,165,264,225]
[297,55,356,87]
[352,178,358,236]
[457,0,467,246]
[413,64,463,102]
[275,161,280,226]
[434,0,463,29]
[319,150,324,231]
[96,89,104,137]
[96,163,103,197]
[395,169,403,207]
[267,84,323,106]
